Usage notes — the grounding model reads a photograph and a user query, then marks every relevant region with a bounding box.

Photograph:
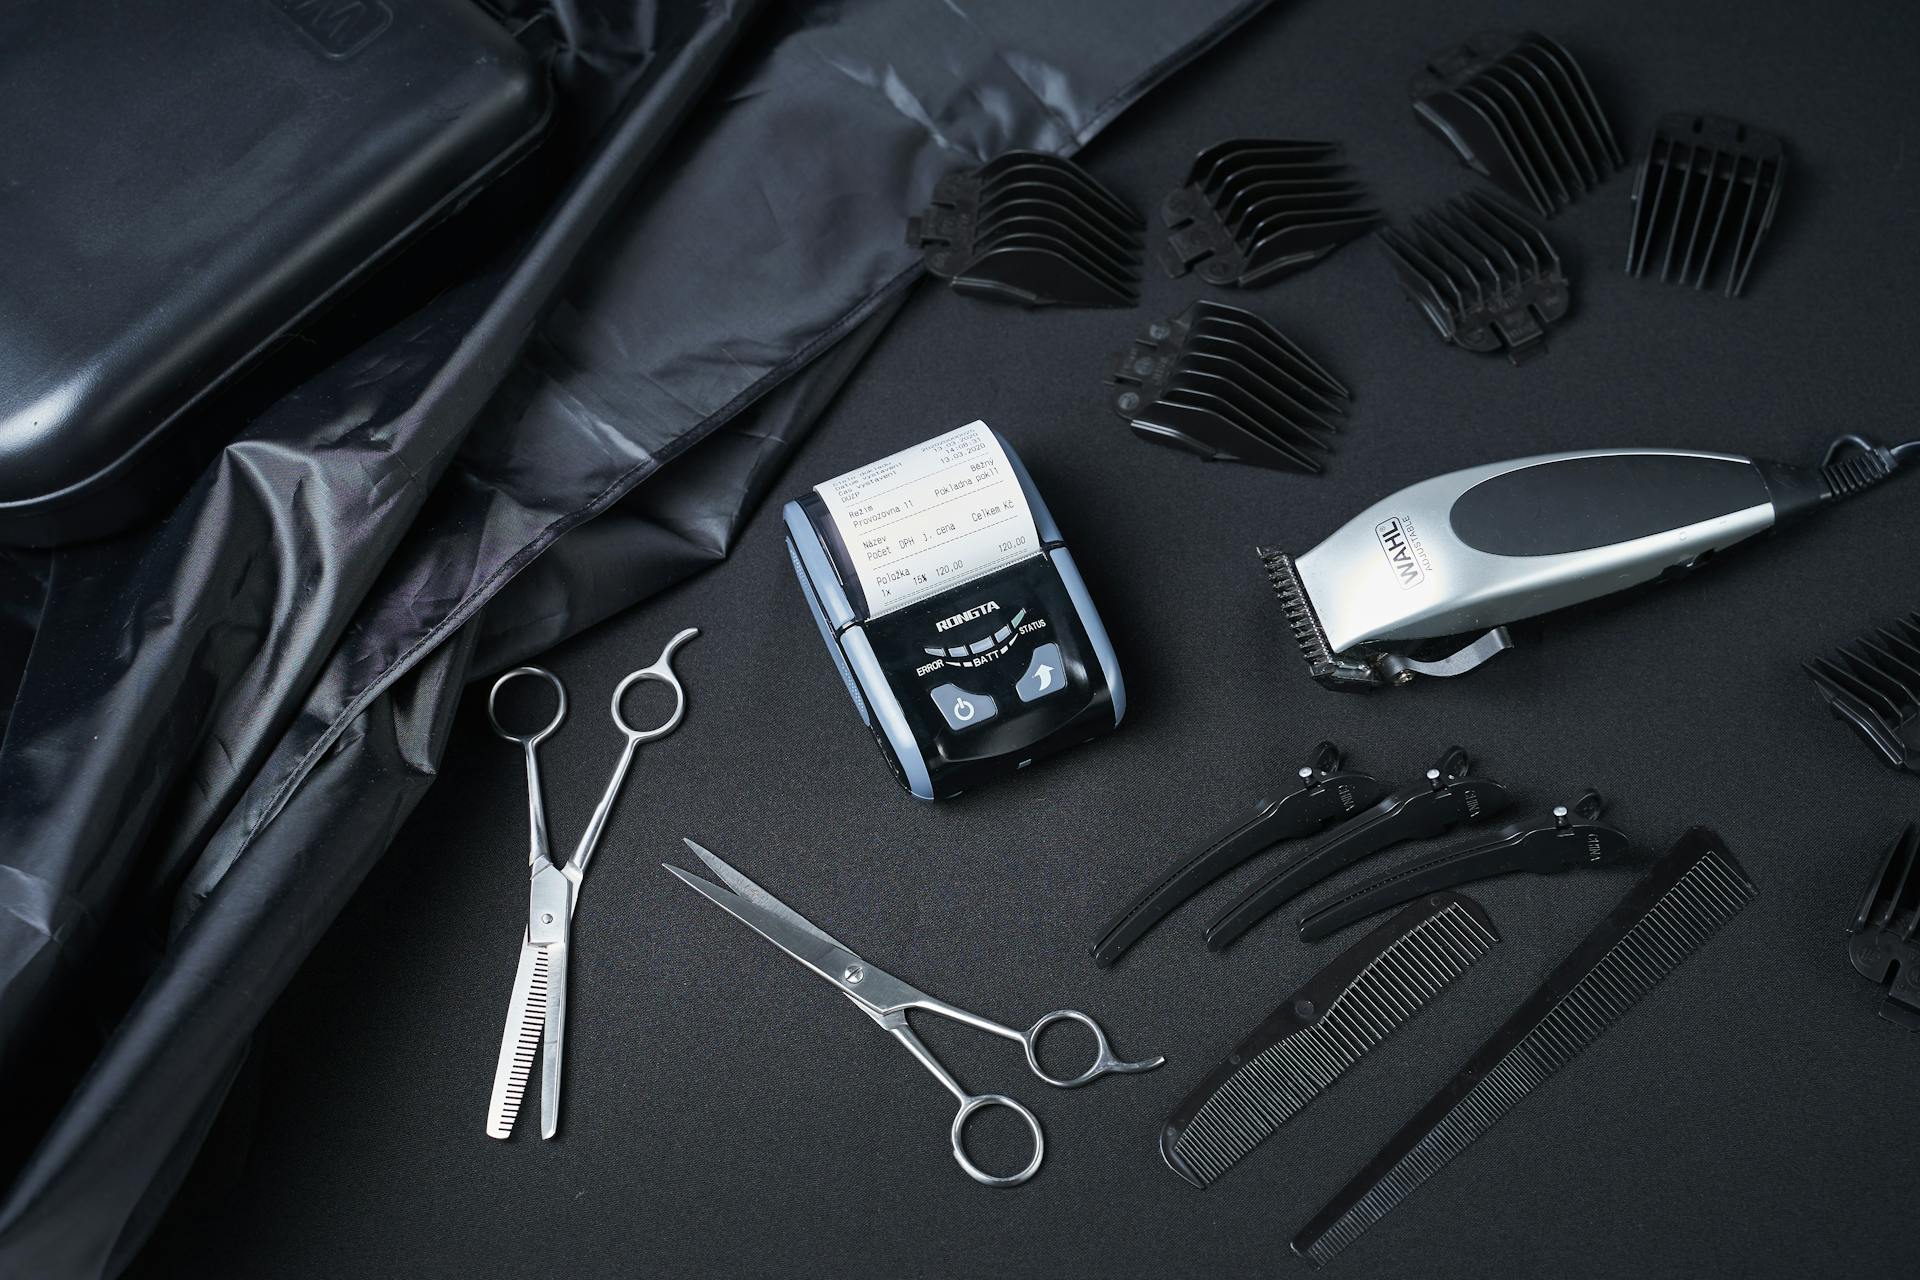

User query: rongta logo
[935,601,1000,632]
[1375,518,1424,589]
[269,0,393,59]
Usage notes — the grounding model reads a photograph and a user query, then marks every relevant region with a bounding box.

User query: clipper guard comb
[1158,140,1380,287]
[1111,301,1350,473]
[1378,192,1569,363]
[1412,31,1623,218]
[1626,113,1785,298]
[907,150,1143,308]
[1849,824,1920,1028]
[1806,608,1920,774]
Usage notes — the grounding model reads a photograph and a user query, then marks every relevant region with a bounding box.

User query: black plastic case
[0,0,551,546]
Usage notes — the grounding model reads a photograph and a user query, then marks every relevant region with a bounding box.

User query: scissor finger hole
[611,673,684,738]
[1030,1014,1102,1081]
[488,667,566,743]
[950,1095,1042,1187]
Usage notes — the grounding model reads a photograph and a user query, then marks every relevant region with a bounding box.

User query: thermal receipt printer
[783,421,1125,799]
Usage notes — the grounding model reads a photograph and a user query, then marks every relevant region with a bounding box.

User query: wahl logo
[935,601,1000,632]
[269,0,393,60]
[1375,518,1424,590]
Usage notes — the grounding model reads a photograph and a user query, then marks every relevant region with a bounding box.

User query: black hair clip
[1109,300,1351,473]
[1090,742,1384,967]
[1158,139,1379,287]
[1804,607,1919,775]
[1378,192,1569,364]
[1297,789,1632,941]
[907,150,1143,308]
[1205,747,1510,951]
[1848,824,1920,1028]
[1411,31,1623,217]
[1626,113,1785,298]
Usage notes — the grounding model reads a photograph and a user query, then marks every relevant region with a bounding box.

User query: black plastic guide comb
[1848,824,1920,1027]
[1158,139,1380,287]
[1378,193,1569,363]
[1110,301,1351,472]
[1804,608,1920,774]
[1292,828,1756,1267]
[907,150,1143,307]
[1159,894,1499,1188]
[1626,114,1785,298]
[1411,31,1623,217]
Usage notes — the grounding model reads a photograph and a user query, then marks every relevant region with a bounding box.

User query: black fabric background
[135,0,1920,1276]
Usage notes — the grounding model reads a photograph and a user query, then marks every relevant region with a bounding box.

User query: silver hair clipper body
[1263,444,1898,690]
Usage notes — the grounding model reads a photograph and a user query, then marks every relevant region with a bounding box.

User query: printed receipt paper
[815,421,1042,619]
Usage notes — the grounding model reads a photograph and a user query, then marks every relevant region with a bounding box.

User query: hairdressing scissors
[665,839,1164,1186]
[485,626,699,1140]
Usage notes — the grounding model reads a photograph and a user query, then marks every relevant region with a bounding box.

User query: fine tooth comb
[1159,893,1499,1188]
[1090,741,1386,968]
[1110,300,1352,473]
[1848,823,1920,1028]
[1626,113,1786,298]
[1410,31,1623,218]
[1297,790,1634,942]
[907,150,1143,308]
[1804,607,1920,774]
[1292,827,1756,1267]
[1378,192,1569,364]
[1158,139,1380,287]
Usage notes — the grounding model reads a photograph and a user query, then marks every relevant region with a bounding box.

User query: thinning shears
[666,839,1164,1186]
[485,627,698,1140]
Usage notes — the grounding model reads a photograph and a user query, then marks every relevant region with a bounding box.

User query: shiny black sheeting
[0,1,1273,1274]
[128,0,1920,1276]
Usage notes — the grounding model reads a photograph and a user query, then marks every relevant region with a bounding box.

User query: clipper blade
[1849,824,1920,1028]
[1258,548,1380,691]
[1112,301,1349,473]
[908,150,1143,308]
[1626,113,1785,298]
[1805,608,1920,774]
[1412,31,1623,217]
[1158,139,1380,287]
[1378,192,1569,363]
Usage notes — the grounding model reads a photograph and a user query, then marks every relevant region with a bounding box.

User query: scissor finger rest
[1022,1009,1167,1088]
[950,1094,1045,1188]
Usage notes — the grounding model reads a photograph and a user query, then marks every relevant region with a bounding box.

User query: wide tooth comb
[1804,608,1920,773]
[1378,192,1569,363]
[908,150,1144,307]
[1293,828,1756,1267]
[1626,113,1786,298]
[1848,825,1920,1028]
[1412,31,1622,217]
[1159,139,1381,286]
[1159,894,1499,1188]
[1111,300,1350,472]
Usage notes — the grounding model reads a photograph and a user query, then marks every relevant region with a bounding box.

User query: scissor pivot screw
[541,912,555,925]
[844,965,865,985]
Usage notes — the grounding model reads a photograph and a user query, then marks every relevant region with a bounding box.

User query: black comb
[1111,301,1351,473]
[1626,113,1785,298]
[1848,824,1920,1028]
[1292,828,1756,1267]
[1804,608,1920,774]
[1160,893,1499,1188]
[1411,31,1624,217]
[907,150,1143,308]
[1158,139,1380,287]
[1378,193,1569,363]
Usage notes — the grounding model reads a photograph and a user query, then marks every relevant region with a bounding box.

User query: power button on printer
[929,684,998,731]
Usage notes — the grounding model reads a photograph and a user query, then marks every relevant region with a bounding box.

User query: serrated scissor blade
[486,936,549,1139]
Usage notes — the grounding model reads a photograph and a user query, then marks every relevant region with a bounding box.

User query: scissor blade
[680,839,856,953]
[666,850,860,991]
[486,936,550,1139]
